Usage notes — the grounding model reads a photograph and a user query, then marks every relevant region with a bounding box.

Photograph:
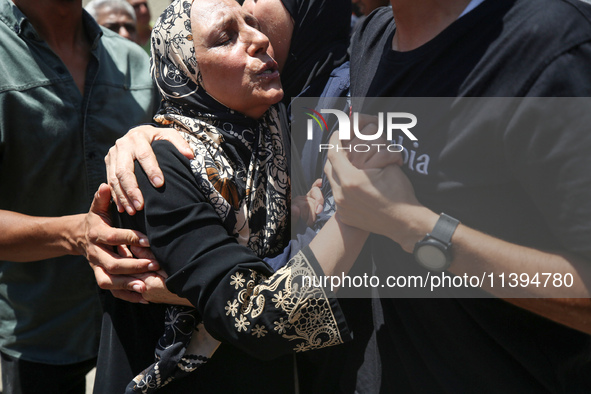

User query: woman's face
[241,0,294,72]
[191,0,283,119]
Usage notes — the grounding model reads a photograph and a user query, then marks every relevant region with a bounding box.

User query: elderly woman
[93,0,366,393]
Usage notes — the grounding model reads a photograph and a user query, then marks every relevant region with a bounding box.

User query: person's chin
[269,88,284,104]
[258,86,284,105]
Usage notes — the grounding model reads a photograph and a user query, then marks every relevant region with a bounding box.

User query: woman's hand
[340,117,403,170]
[292,178,324,227]
[132,271,194,307]
[325,132,430,252]
[106,125,194,215]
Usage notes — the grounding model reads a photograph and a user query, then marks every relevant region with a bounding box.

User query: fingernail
[132,285,142,293]
[148,262,159,271]
[316,204,323,214]
[153,177,163,187]
[139,299,149,305]
[133,200,142,210]
[139,238,150,247]
[125,206,135,215]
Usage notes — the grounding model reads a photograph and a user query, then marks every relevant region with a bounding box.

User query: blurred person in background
[127,0,151,49]
[352,0,389,16]
[86,0,138,43]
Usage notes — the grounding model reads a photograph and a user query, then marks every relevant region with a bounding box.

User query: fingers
[292,195,322,227]
[92,264,146,293]
[110,290,148,304]
[106,126,160,215]
[129,245,156,260]
[134,272,167,287]
[308,179,324,215]
[153,127,194,160]
[291,195,312,225]
[348,125,380,169]
[106,142,139,215]
[90,184,113,220]
[131,136,164,189]
[87,225,149,248]
[133,272,193,306]
[345,113,405,170]
[326,133,358,188]
[291,205,302,221]
[109,135,155,215]
[363,149,404,169]
[354,113,379,132]
[106,126,194,216]
[90,244,158,274]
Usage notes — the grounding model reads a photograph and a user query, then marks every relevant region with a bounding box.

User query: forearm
[0,210,86,262]
[309,215,369,285]
[392,207,591,334]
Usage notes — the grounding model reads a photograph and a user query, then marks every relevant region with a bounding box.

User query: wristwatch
[413,213,460,272]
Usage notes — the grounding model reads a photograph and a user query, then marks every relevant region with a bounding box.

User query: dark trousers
[1,352,95,394]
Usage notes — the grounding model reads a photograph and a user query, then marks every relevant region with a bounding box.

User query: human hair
[85,0,137,23]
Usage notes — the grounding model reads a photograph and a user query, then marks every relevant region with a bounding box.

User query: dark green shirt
[0,0,158,364]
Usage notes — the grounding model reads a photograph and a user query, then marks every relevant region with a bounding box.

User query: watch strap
[430,213,460,244]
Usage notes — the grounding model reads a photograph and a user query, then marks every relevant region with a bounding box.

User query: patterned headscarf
[127,1,289,392]
[151,0,289,256]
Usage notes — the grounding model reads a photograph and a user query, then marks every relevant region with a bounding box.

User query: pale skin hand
[326,133,591,335]
[106,125,194,215]
[131,271,194,306]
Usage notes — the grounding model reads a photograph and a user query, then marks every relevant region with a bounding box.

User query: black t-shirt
[346,0,591,392]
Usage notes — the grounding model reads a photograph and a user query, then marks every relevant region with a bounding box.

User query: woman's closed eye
[243,14,261,31]
[214,33,234,46]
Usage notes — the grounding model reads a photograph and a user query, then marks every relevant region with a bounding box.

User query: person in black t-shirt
[324,0,591,392]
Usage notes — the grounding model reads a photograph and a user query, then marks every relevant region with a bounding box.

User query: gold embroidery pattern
[229,251,343,352]
[252,324,267,338]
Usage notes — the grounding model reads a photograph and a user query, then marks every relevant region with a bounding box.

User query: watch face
[415,244,447,271]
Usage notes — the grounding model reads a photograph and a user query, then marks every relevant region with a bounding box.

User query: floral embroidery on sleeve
[227,251,344,352]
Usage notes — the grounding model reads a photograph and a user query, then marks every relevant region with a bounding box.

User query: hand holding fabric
[106,125,194,215]
[86,183,160,302]
[292,178,324,227]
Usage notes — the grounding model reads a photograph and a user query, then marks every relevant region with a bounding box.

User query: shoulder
[506,0,591,43]
[351,6,394,52]
[349,7,394,88]
[499,0,591,93]
[99,27,149,60]
[97,28,153,87]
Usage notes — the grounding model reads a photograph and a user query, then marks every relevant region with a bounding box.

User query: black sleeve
[122,140,350,359]
[505,42,591,259]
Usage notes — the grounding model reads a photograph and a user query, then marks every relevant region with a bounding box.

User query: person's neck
[12,0,91,94]
[12,0,87,51]
[389,0,471,51]
[137,24,151,46]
